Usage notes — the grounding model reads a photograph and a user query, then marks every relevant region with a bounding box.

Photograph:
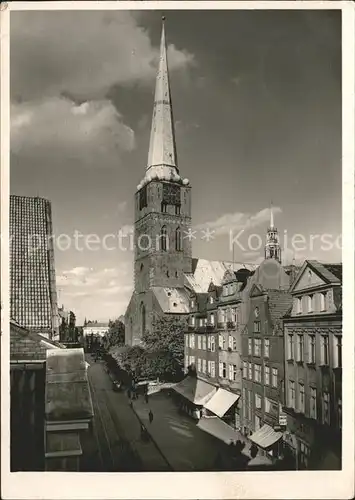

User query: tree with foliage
[105,318,125,349]
[142,315,185,381]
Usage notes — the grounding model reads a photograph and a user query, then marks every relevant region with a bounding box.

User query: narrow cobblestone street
[81,355,228,472]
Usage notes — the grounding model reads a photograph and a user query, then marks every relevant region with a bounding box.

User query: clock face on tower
[163,183,181,206]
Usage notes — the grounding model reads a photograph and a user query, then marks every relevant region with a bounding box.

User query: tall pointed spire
[147,17,178,172]
[270,202,274,229]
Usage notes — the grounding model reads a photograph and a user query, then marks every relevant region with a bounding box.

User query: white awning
[172,377,216,406]
[204,388,240,418]
[249,424,283,449]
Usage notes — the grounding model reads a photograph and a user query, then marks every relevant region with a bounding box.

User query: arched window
[161,225,167,251]
[140,303,146,336]
[175,227,182,251]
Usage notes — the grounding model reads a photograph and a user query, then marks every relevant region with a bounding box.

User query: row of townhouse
[181,258,342,470]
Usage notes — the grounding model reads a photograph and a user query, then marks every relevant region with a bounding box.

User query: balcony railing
[226,321,236,329]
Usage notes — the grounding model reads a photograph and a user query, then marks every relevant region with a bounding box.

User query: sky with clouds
[10,9,342,324]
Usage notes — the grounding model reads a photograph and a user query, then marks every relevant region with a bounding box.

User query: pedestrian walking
[127,388,131,399]
[144,393,149,404]
[148,409,154,423]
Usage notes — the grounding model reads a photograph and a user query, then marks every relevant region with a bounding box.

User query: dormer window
[190,316,195,326]
[175,205,181,215]
[190,299,195,309]
[307,295,314,313]
[209,296,214,304]
[320,292,326,312]
[296,297,303,314]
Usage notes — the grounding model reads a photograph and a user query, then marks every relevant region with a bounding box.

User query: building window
[248,338,252,355]
[338,398,342,429]
[191,299,195,308]
[255,394,262,409]
[197,336,202,350]
[210,336,215,352]
[255,415,261,431]
[333,336,342,368]
[300,442,310,468]
[207,336,211,350]
[190,334,195,349]
[233,336,237,351]
[308,335,316,363]
[264,338,270,358]
[185,335,188,347]
[231,307,238,323]
[243,389,247,418]
[175,227,182,251]
[202,336,207,350]
[247,391,252,421]
[202,359,207,374]
[185,355,189,370]
[287,334,294,360]
[321,335,329,365]
[190,355,195,366]
[210,312,215,326]
[323,392,330,424]
[271,368,278,387]
[288,380,295,408]
[248,362,253,380]
[297,335,304,362]
[210,361,215,378]
[320,292,326,311]
[265,397,275,414]
[175,205,181,215]
[254,364,261,383]
[218,334,223,349]
[209,296,214,304]
[160,225,168,251]
[264,365,270,385]
[310,387,317,419]
[254,339,261,357]
[197,358,201,372]
[161,202,168,213]
[253,321,261,333]
[228,335,233,350]
[298,383,305,413]
[141,303,146,336]
[307,295,314,313]
[229,364,237,381]
[296,297,303,314]
[243,361,247,378]
[219,362,227,378]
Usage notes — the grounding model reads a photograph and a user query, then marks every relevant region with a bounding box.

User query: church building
[124,19,255,346]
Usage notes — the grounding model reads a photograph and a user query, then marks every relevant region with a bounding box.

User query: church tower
[134,18,192,294]
[264,205,281,263]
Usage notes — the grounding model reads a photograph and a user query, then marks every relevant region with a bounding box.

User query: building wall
[134,181,192,293]
[10,195,59,339]
[241,292,285,435]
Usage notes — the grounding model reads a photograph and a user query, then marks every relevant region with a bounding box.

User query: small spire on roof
[270,201,274,229]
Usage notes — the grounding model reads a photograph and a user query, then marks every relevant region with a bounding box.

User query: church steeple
[138,17,186,191]
[265,204,281,263]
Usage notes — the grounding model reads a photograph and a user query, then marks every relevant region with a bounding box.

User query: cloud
[11,11,195,102]
[195,206,282,236]
[56,264,133,322]
[11,97,135,169]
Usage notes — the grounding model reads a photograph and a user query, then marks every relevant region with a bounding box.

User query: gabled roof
[152,286,190,314]
[289,260,342,293]
[184,259,257,293]
[267,291,293,328]
[10,319,63,362]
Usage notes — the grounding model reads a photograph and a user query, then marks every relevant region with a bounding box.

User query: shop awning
[249,424,283,449]
[204,388,240,418]
[172,377,216,406]
[197,416,249,449]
